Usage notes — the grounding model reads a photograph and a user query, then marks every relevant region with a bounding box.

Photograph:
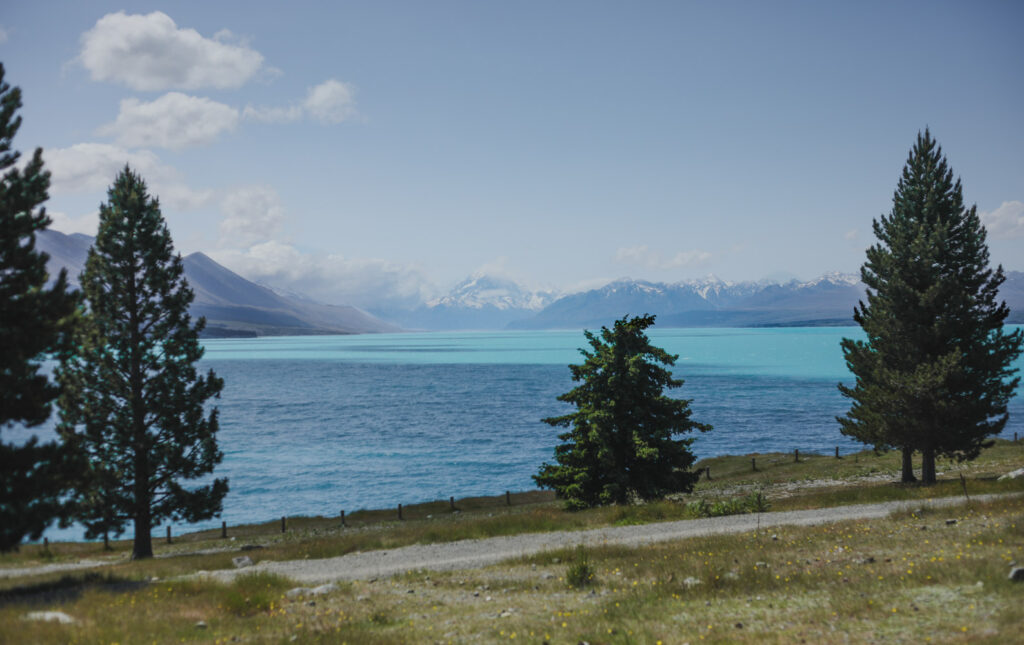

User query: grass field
[1,440,1022,643]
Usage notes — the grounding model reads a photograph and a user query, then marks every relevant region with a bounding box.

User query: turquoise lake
[40,326,1024,541]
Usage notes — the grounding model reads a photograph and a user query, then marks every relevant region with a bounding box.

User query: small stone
[285,587,311,599]
[485,596,493,602]
[755,562,769,569]
[306,601,316,607]
[311,583,337,596]
[407,589,415,594]
[542,573,555,580]
[23,611,76,625]
[232,555,254,568]
[1008,567,1024,582]
[919,525,927,531]
[735,622,744,629]
[858,557,876,564]
[195,621,208,629]
[552,558,561,564]
[356,595,369,602]
[945,519,958,526]
[998,467,1024,481]
[500,609,514,618]
[683,576,702,588]
[771,534,778,541]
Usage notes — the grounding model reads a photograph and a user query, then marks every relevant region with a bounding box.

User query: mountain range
[36,229,1024,335]
[35,229,397,337]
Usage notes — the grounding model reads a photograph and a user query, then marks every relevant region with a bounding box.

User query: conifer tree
[57,167,227,559]
[535,314,710,509]
[0,63,78,552]
[839,130,1022,484]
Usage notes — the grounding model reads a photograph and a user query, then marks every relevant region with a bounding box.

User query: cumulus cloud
[218,185,285,247]
[614,245,712,270]
[44,143,214,211]
[97,92,239,149]
[211,241,433,310]
[243,79,357,124]
[78,11,264,91]
[980,201,1024,240]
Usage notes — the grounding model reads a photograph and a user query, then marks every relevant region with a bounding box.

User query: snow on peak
[429,274,558,311]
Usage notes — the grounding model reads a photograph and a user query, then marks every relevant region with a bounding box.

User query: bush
[566,545,596,589]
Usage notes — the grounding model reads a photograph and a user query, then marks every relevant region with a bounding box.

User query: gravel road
[206,493,1012,585]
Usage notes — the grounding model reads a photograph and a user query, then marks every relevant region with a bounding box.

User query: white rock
[310,583,338,596]
[998,467,1024,481]
[24,611,76,625]
[285,587,311,599]
[232,555,254,568]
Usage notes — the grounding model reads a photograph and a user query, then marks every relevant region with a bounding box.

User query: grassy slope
[1,441,1022,643]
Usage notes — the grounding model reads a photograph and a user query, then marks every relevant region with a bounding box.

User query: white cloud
[48,210,99,236]
[0,25,9,44]
[980,201,1024,240]
[614,245,712,270]
[243,79,357,124]
[97,93,239,150]
[843,228,859,241]
[211,241,433,310]
[79,11,264,91]
[218,185,285,247]
[44,143,214,211]
[303,79,357,123]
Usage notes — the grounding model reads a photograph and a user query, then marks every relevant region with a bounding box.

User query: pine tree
[0,63,79,552]
[534,314,710,509]
[57,167,227,558]
[839,130,1023,484]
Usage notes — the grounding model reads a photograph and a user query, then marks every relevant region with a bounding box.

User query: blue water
[37,326,1024,541]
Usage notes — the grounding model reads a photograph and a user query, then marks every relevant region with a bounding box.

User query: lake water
[38,326,1024,541]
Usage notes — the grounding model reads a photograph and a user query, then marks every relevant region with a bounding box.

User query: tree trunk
[921,447,937,485]
[900,446,917,483]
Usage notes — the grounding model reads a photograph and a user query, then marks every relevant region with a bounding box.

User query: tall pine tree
[0,63,79,552]
[57,167,227,558]
[839,130,1022,484]
[535,314,710,509]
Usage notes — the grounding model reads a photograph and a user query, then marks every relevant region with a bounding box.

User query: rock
[356,595,369,602]
[310,583,337,596]
[771,534,778,541]
[232,555,254,568]
[285,587,311,599]
[998,467,1024,481]
[542,573,555,580]
[755,562,769,569]
[240,544,264,552]
[499,609,514,618]
[735,622,744,629]
[473,591,480,597]
[945,519,958,526]
[195,620,207,629]
[683,576,702,588]
[1009,567,1024,582]
[23,611,76,625]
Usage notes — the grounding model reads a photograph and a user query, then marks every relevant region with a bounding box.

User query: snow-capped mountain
[372,274,559,330]
[428,274,557,311]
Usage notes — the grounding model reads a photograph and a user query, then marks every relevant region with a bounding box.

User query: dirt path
[205,493,1010,585]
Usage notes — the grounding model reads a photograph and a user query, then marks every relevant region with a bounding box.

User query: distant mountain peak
[429,273,557,311]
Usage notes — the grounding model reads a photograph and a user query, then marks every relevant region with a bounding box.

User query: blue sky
[2,1,1022,309]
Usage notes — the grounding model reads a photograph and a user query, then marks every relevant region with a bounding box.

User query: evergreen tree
[0,63,78,552]
[57,167,227,559]
[535,314,710,509]
[839,130,1023,484]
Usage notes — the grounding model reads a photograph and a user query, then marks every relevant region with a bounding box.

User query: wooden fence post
[794,449,799,462]
[752,457,756,472]
[340,510,346,527]
[506,490,511,506]
[281,516,286,533]
[398,504,403,521]
[450,496,456,511]
[221,521,227,539]
[835,446,840,459]
[705,466,711,481]
[166,526,172,544]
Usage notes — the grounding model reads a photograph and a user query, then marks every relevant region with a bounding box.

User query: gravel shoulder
[205,492,1015,585]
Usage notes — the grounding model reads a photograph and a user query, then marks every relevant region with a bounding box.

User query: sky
[1,1,1022,310]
